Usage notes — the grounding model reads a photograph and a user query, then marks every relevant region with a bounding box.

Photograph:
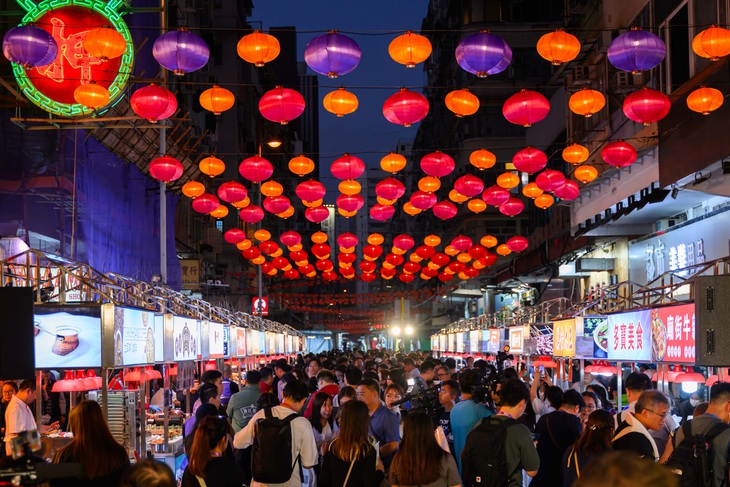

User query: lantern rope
[70,127,78,259]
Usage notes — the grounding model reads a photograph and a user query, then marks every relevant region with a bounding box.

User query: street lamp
[405,325,413,336]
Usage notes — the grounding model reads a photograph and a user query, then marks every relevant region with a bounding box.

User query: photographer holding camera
[451,369,493,474]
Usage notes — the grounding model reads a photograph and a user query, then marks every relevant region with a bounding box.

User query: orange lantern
[380,153,407,173]
[467,198,487,213]
[391,247,407,256]
[199,85,235,115]
[687,86,724,115]
[496,172,520,189]
[457,253,472,263]
[574,165,598,184]
[271,248,284,257]
[481,235,498,248]
[236,239,252,251]
[418,176,441,193]
[410,253,423,263]
[534,193,555,209]
[209,205,228,219]
[388,30,432,67]
[288,243,303,252]
[199,156,226,177]
[522,182,543,199]
[569,88,605,117]
[260,180,283,197]
[254,229,271,241]
[445,245,459,256]
[368,233,384,245]
[73,81,110,109]
[496,244,512,256]
[536,29,581,65]
[377,196,397,206]
[231,197,250,209]
[237,30,280,67]
[403,202,422,216]
[312,231,328,244]
[469,148,496,170]
[424,235,441,247]
[251,256,266,265]
[473,259,486,270]
[445,88,480,117]
[323,87,359,117]
[338,179,361,195]
[449,190,468,203]
[338,208,357,218]
[302,199,323,208]
[182,181,205,198]
[692,25,730,61]
[288,155,315,177]
[562,143,589,165]
[83,27,126,61]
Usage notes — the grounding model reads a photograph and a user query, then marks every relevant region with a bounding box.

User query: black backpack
[251,407,301,484]
[461,416,519,487]
[665,419,730,487]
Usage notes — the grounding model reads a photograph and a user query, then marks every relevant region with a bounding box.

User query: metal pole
[256,143,263,317]
[616,361,623,411]
[159,0,167,284]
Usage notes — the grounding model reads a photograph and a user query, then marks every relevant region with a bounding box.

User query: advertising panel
[439,334,447,352]
[250,329,260,355]
[469,330,480,354]
[508,326,526,355]
[208,322,225,359]
[223,326,230,358]
[431,335,438,352]
[456,333,465,353]
[580,317,608,359]
[553,319,576,357]
[113,307,155,367]
[651,303,695,363]
[236,328,246,358]
[607,309,652,361]
[447,333,455,352]
[481,329,500,354]
[172,317,198,362]
[277,333,285,354]
[154,315,165,363]
[525,324,554,356]
[34,306,102,368]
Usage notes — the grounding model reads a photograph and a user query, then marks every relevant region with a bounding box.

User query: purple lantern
[304,30,361,78]
[153,29,210,75]
[3,25,58,68]
[455,31,512,78]
[607,28,666,74]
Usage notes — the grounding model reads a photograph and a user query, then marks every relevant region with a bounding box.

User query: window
[660,1,692,93]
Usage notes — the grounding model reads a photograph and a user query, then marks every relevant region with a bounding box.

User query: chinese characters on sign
[651,304,695,363]
[509,326,525,354]
[607,310,652,361]
[645,238,705,281]
[553,319,576,357]
[181,259,201,290]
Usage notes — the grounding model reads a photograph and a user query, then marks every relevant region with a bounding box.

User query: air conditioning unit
[614,71,645,91]
[656,218,679,231]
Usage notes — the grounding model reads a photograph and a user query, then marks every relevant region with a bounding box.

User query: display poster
[447,333,455,352]
[553,319,576,357]
[527,324,554,356]
[287,334,294,354]
[469,330,480,353]
[431,335,439,352]
[34,306,102,368]
[508,326,525,354]
[196,320,202,359]
[251,329,261,355]
[277,333,285,354]
[581,317,608,359]
[223,326,230,358]
[456,333,465,353]
[651,303,695,363]
[439,334,447,352]
[208,322,225,359]
[481,329,500,354]
[113,307,155,367]
[607,309,652,361]
[172,317,198,362]
[236,328,246,358]
[154,315,165,363]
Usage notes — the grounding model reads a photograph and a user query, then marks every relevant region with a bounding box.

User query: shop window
[661,2,691,93]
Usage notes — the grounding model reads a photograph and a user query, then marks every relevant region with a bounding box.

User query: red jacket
[304,383,339,419]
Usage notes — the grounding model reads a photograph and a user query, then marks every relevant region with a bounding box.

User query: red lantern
[502,89,550,127]
[305,206,330,223]
[149,156,183,182]
[482,185,510,206]
[340,267,356,279]
[337,233,359,248]
[217,181,248,203]
[382,88,429,127]
[263,195,291,214]
[553,180,581,201]
[338,252,357,265]
[131,84,177,123]
[360,261,376,273]
[602,140,637,168]
[623,87,670,125]
[331,153,366,180]
[535,170,566,192]
[259,241,280,255]
[192,193,219,214]
[415,245,435,260]
[272,257,290,270]
[242,247,261,260]
[453,174,484,197]
[280,230,302,247]
[403,261,421,274]
[432,200,458,220]
[448,261,466,274]
[363,245,384,260]
[481,253,498,267]
[506,236,529,252]
[370,204,395,221]
[238,205,264,223]
[284,269,300,280]
[410,191,438,210]
[311,244,332,259]
[499,197,525,217]
[393,234,415,250]
[451,236,473,252]
[224,228,246,245]
[375,178,406,200]
[468,245,487,260]
[399,273,415,283]
[336,194,365,212]
[438,272,453,282]
[239,155,273,183]
[512,147,548,174]
[385,253,404,266]
[420,151,455,177]
[361,272,376,282]
[296,180,327,202]
[322,271,338,281]
[316,259,334,271]
[431,253,450,267]
[422,267,438,278]
[258,86,306,125]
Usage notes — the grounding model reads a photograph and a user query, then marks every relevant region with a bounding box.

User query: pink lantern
[370,204,395,221]
[375,177,406,200]
[506,236,529,252]
[512,147,548,174]
[623,87,670,125]
[331,154,366,180]
[553,180,580,200]
[296,180,327,202]
[224,228,246,245]
[410,190,438,210]
[337,233,359,248]
[239,155,274,183]
[482,185,510,206]
[420,151,455,177]
[535,169,566,192]
[191,193,219,214]
[263,195,291,214]
[239,204,264,223]
[453,174,484,197]
[451,235,473,252]
[393,234,415,250]
[305,206,330,223]
[432,200,458,220]
[258,86,306,125]
[382,88,429,127]
[149,156,183,182]
[602,140,637,168]
[502,89,550,127]
[217,181,248,203]
[336,194,365,212]
[280,230,302,247]
[499,197,525,217]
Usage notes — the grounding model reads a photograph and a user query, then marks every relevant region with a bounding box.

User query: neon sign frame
[12,0,134,117]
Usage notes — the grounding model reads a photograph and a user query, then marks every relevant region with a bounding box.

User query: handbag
[342,457,356,487]
[195,476,207,487]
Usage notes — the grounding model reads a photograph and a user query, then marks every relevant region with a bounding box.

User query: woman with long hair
[51,400,129,487]
[389,410,461,487]
[318,400,384,487]
[309,391,337,451]
[181,416,244,487]
[562,409,616,487]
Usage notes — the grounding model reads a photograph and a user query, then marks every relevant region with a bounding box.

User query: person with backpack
[233,380,318,487]
[666,381,730,487]
[562,409,616,486]
[613,390,670,461]
[451,369,493,474]
[461,379,540,487]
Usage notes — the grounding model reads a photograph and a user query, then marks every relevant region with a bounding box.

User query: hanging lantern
[239,155,273,183]
[499,197,525,217]
[415,246,435,260]
[403,202,422,216]
[336,233,358,249]
[456,31,512,77]
[496,172,520,189]
[296,180,326,202]
[149,156,183,182]
[254,229,271,242]
[83,26,126,61]
[418,176,442,193]
[420,151,455,177]
[260,180,283,197]
[409,190,437,210]
[311,243,332,259]
[693,25,730,61]
[454,174,485,197]
[238,205,264,223]
[370,204,395,221]
[73,81,110,109]
[331,153,366,180]
[522,182,543,199]
[535,169,566,192]
[536,29,581,65]
[217,181,248,203]
[199,156,226,177]
[575,165,598,184]
[449,190,468,203]
[443,246,459,257]
[451,236,473,252]
[687,86,724,115]
[512,147,548,174]
[231,197,250,209]
[153,29,209,75]
[432,200,458,220]
[468,245,487,260]
[199,85,235,115]
[553,180,581,201]
[601,140,636,168]
[481,235,498,248]
[482,185,510,206]
[361,272,377,282]
[388,30,431,68]
[304,30,361,78]
[242,247,261,260]
[403,261,421,274]
[467,198,487,213]
[289,155,315,176]
[623,87,670,125]
[502,89,550,127]
[562,143,589,165]
[534,193,555,209]
[131,84,177,123]
[608,28,666,73]
[438,272,454,282]
[305,206,330,223]
[224,229,246,245]
[569,88,606,117]
[312,231,328,244]
[280,230,302,247]
[424,235,441,247]
[339,179,362,196]
[382,88,429,127]
[336,194,364,212]
[431,253,450,267]
[323,87,359,117]
[366,233,383,246]
[263,195,291,214]
[377,196,397,206]
[2,25,57,68]
[259,86,306,125]
[192,193,220,214]
[496,244,512,256]
[470,148,497,170]
[445,88,480,117]
[393,234,415,251]
[375,178,405,200]
[182,181,205,198]
[380,153,407,173]
[237,30,280,67]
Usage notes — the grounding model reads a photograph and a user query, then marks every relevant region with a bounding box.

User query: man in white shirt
[234,380,317,487]
[5,379,58,456]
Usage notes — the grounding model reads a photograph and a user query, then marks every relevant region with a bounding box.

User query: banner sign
[607,309,652,361]
[651,304,695,363]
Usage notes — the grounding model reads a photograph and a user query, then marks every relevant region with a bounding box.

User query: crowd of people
[3,349,730,487]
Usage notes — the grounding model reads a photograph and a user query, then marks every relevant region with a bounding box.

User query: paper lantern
[392,235,415,251]
[278,207,295,219]
[512,147,548,174]
[496,172,520,189]
[482,253,498,266]
[693,25,730,61]
[432,200,458,220]
[239,155,273,183]
[225,229,247,245]
[431,253,450,267]
[608,28,666,73]
[370,204,395,221]
[444,245,460,257]
[149,156,183,182]
[289,155,315,177]
[238,205,264,223]
[192,193,219,214]
[260,241,279,255]
[522,182,543,199]
[361,272,377,282]
[305,206,330,223]
[601,140,636,168]
[569,88,605,117]
[499,197,524,217]
[535,169,566,192]
[424,235,441,247]
[481,235,498,248]
[368,233,384,245]
[623,87,670,125]
[280,231,301,247]
[335,233,358,249]
[153,29,209,75]
[386,254,405,267]
[3,25,57,68]
[536,29,581,65]
[687,86,724,115]
[363,245,384,260]
[312,232,328,244]
[331,153,365,180]
[74,81,109,109]
[553,180,581,201]
[283,269,300,280]
[296,180,326,202]
[237,239,252,251]
[534,193,554,209]
[456,31,512,77]
[574,165,598,184]
[376,178,405,200]
[304,30,361,78]
[217,181,248,203]
[468,245,487,260]
[200,85,235,115]
[451,236,472,252]
[562,143,589,165]
[410,190,437,210]
[336,194,364,212]
[131,84,177,123]
[482,185,510,206]
[454,174,484,197]
[420,151,455,177]
[338,179,361,196]
[382,88,429,127]
[403,202,422,216]
[496,244,512,256]
[322,271,338,281]
[237,30,280,66]
[449,190,468,204]
[380,153,407,173]
[438,272,454,282]
[445,88,480,117]
[468,199,487,213]
[199,156,226,177]
[231,197,250,209]
[418,176,441,193]
[259,86,306,125]
[83,26,126,61]
[470,148,496,170]
[272,257,290,270]
[502,89,550,127]
[182,181,205,198]
[260,180,283,197]
[311,243,331,259]
[242,247,261,260]
[389,30,431,67]
[323,87,359,117]
[263,195,291,214]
